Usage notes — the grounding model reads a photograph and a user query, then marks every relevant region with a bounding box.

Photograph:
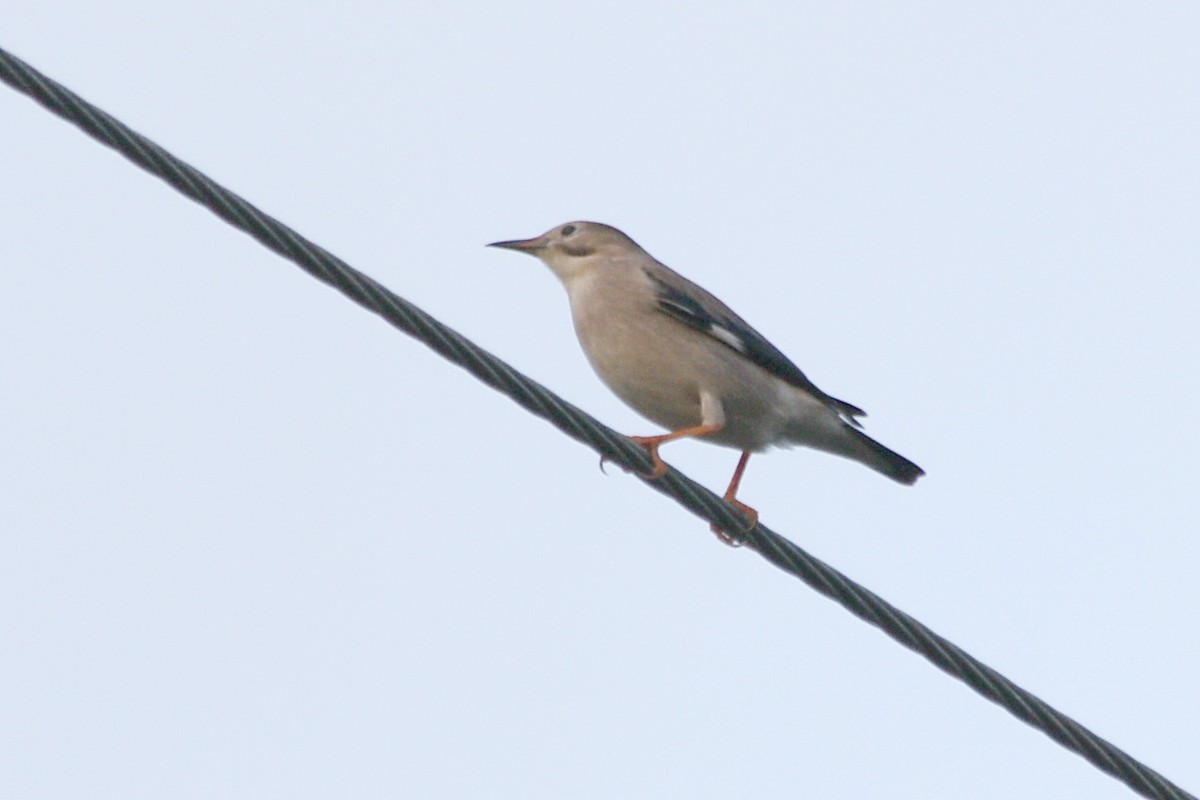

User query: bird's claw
[628,436,669,479]
[710,501,758,547]
[711,525,744,547]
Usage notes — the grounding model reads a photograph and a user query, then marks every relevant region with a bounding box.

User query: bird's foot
[628,435,669,479]
[597,437,668,477]
[710,498,758,547]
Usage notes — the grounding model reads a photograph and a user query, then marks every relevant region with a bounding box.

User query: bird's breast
[566,273,704,431]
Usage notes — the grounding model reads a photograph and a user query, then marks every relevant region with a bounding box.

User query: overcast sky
[3,4,1198,798]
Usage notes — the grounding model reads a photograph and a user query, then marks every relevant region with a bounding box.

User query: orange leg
[711,451,758,545]
[629,422,723,478]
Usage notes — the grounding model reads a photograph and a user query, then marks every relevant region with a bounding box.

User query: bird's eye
[561,224,577,236]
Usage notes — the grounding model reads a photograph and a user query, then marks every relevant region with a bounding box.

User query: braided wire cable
[1,46,1192,800]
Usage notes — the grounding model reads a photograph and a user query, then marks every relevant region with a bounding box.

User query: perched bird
[489,221,923,539]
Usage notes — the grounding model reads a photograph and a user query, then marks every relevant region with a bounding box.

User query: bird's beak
[487,235,546,253]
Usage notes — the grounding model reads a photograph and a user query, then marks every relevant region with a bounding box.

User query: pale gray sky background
[3,4,1198,798]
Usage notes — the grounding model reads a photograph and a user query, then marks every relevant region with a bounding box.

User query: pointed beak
[487,235,546,253]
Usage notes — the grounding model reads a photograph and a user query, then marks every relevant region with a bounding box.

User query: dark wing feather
[644,268,866,423]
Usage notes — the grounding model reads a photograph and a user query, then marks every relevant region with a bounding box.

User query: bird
[489,221,923,541]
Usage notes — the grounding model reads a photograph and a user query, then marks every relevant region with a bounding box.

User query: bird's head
[489,221,644,284]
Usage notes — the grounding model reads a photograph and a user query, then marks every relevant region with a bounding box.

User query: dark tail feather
[846,427,925,485]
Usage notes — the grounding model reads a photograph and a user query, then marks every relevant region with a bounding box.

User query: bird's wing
[643,266,866,424]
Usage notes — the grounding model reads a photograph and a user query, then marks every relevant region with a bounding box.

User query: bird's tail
[842,426,925,485]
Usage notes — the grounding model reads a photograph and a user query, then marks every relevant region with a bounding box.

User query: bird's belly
[577,319,786,452]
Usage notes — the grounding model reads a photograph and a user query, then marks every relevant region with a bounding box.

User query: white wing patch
[707,323,747,354]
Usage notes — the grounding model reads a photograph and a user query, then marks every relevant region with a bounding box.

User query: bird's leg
[711,451,758,545]
[628,422,724,478]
